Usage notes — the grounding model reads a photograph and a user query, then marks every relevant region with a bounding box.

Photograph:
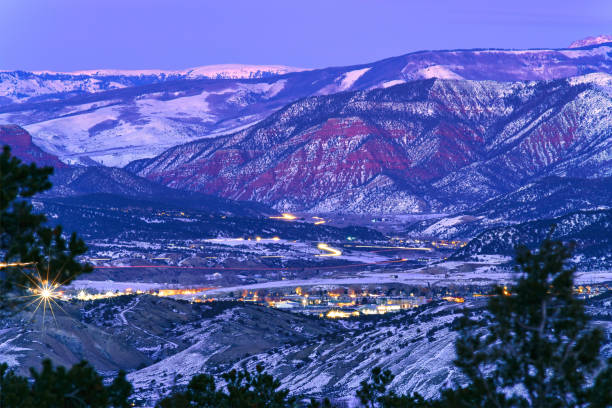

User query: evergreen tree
[357,366,394,408]
[0,148,130,407]
[0,359,132,408]
[0,145,92,310]
[223,364,297,408]
[157,364,297,408]
[357,367,433,408]
[443,239,611,407]
[307,397,336,408]
[109,370,135,408]
[587,357,612,408]
[0,362,35,407]
[30,359,108,407]
[157,373,221,408]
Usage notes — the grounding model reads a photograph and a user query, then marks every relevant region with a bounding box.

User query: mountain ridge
[0,124,273,216]
[26,64,307,78]
[2,42,612,166]
[126,75,612,214]
[403,176,612,239]
[452,208,612,270]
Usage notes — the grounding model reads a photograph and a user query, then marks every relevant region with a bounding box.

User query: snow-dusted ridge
[8,64,309,79]
[2,39,612,169]
[569,34,612,49]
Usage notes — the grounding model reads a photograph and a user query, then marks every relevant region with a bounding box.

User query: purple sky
[1,0,611,71]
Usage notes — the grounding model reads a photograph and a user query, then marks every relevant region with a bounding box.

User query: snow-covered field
[19,82,287,166]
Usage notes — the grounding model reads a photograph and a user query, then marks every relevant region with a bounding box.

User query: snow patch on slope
[422,215,483,236]
[338,68,372,91]
[381,79,406,88]
[569,72,612,96]
[417,65,464,80]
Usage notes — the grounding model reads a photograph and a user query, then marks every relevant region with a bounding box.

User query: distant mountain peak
[30,64,309,79]
[569,34,612,48]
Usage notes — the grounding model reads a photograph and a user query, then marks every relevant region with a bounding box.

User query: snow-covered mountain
[404,176,612,239]
[453,208,612,270]
[0,124,275,216]
[0,65,306,166]
[126,74,612,214]
[2,40,612,166]
[60,64,306,79]
[0,64,306,105]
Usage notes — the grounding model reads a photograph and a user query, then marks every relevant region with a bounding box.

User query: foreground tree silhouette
[0,359,132,408]
[157,364,297,408]
[357,366,431,408]
[0,145,92,310]
[443,239,611,407]
[356,239,610,407]
[307,397,336,408]
[0,146,131,407]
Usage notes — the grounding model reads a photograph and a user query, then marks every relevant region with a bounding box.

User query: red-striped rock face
[0,125,67,168]
[130,77,612,214]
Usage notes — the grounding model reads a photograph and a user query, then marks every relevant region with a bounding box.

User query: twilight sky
[1,0,611,72]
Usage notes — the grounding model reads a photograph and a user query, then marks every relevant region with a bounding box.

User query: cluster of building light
[71,287,212,301]
[323,302,414,319]
[326,310,359,318]
[574,285,608,297]
[207,236,282,243]
[576,284,610,298]
[268,213,328,226]
[237,279,610,319]
[156,288,210,297]
[442,296,465,303]
[430,240,468,249]
[239,286,426,319]
[76,289,130,301]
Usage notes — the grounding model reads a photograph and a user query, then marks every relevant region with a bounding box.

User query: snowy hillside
[404,176,612,239]
[8,80,292,166]
[0,64,305,104]
[2,295,608,406]
[454,208,612,270]
[2,42,612,166]
[65,64,306,79]
[128,74,612,214]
